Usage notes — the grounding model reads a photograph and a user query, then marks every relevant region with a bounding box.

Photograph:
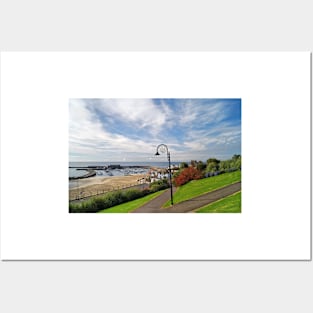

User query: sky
[69,98,241,163]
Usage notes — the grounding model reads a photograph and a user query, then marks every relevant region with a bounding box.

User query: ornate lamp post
[155,144,173,205]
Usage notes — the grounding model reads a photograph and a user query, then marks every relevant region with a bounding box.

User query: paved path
[132,187,177,213]
[132,182,241,213]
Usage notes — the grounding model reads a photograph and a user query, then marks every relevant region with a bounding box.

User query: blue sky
[69,98,241,162]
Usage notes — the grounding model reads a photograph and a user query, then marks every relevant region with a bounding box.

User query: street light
[155,144,173,205]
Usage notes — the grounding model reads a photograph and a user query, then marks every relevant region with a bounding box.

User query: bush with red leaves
[174,167,203,187]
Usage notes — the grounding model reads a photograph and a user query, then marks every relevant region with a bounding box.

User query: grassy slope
[164,171,241,207]
[99,190,165,213]
[196,191,241,213]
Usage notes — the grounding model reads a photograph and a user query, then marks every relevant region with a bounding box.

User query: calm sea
[68,161,182,188]
[69,161,174,168]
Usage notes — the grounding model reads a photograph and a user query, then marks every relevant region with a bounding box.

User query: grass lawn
[99,190,166,213]
[164,171,241,207]
[196,191,241,213]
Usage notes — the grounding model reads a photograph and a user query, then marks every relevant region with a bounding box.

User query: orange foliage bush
[174,167,203,186]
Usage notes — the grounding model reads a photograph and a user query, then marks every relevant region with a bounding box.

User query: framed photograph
[0,52,310,260]
[68,98,241,214]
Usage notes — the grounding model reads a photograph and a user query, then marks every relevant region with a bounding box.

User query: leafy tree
[180,162,189,169]
[219,160,231,171]
[149,179,169,192]
[206,158,220,172]
[206,158,220,165]
[232,154,241,160]
[196,160,206,171]
[218,155,241,171]
[174,167,203,186]
[233,155,241,169]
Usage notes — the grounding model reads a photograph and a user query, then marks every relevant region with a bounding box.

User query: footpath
[132,182,241,213]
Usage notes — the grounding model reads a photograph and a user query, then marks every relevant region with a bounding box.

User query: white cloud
[95,98,173,136]
[178,99,228,127]
[69,98,241,162]
[69,99,162,161]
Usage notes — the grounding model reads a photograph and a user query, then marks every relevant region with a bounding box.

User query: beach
[69,173,148,201]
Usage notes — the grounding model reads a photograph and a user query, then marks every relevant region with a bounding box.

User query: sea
[68,161,179,188]
[69,161,172,169]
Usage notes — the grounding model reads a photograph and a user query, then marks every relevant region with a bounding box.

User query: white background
[1,52,310,260]
[0,1,312,313]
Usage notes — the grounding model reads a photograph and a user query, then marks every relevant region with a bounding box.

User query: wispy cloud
[69,98,241,162]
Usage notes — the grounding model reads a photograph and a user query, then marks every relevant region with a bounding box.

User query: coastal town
[68,164,181,201]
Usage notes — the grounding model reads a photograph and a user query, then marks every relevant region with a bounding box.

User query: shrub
[123,189,143,202]
[150,179,169,192]
[93,196,114,211]
[174,167,203,186]
[142,188,151,196]
[69,198,98,213]
[69,186,159,213]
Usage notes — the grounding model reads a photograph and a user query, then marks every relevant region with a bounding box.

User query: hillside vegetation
[196,191,241,213]
[164,170,241,207]
[99,190,165,213]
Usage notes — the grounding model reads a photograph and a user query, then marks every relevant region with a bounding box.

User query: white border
[0,52,311,260]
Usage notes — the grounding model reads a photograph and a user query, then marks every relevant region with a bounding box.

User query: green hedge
[70,187,154,213]
[149,179,169,192]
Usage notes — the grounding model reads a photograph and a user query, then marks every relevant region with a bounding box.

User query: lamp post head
[155,151,160,156]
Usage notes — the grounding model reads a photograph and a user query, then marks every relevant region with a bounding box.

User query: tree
[232,154,241,160]
[218,155,241,171]
[232,155,241,169]
[219,160,231,171]
[196,160,206,171]
[206,158,220,173]
[174,167,203,186]
[206,158,220,165]
[180,162,189,169]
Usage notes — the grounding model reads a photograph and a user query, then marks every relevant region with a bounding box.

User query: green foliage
[196,161,206,171]
[70,187,155,213]
[196,192,241,213]
[206,162,219,173]
[218,155,241,172]
[149,179,169,192]
[123,189,143,201]
[219,160,230,171]
[99,190,166,213]
[233,155,241,169]
[206,158,220,173]
[164,171,241,207]
[206,155,241,173]
[172,168,182,178]
[206,158,220,164]
[180,162,189,169]
[72,198,98,213]
[232,154,241,160]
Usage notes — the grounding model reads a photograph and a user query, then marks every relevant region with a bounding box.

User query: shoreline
[69,173,148,189]
[69,165,153,180]
[69,173,149,201]
[69,165,166,188]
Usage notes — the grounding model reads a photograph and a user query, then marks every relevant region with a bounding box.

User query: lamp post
[155,144,173,205]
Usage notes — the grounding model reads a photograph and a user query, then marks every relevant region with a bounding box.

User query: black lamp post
[155,144,173,205]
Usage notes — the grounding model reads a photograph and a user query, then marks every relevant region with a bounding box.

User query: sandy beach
[69,173,148,201]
